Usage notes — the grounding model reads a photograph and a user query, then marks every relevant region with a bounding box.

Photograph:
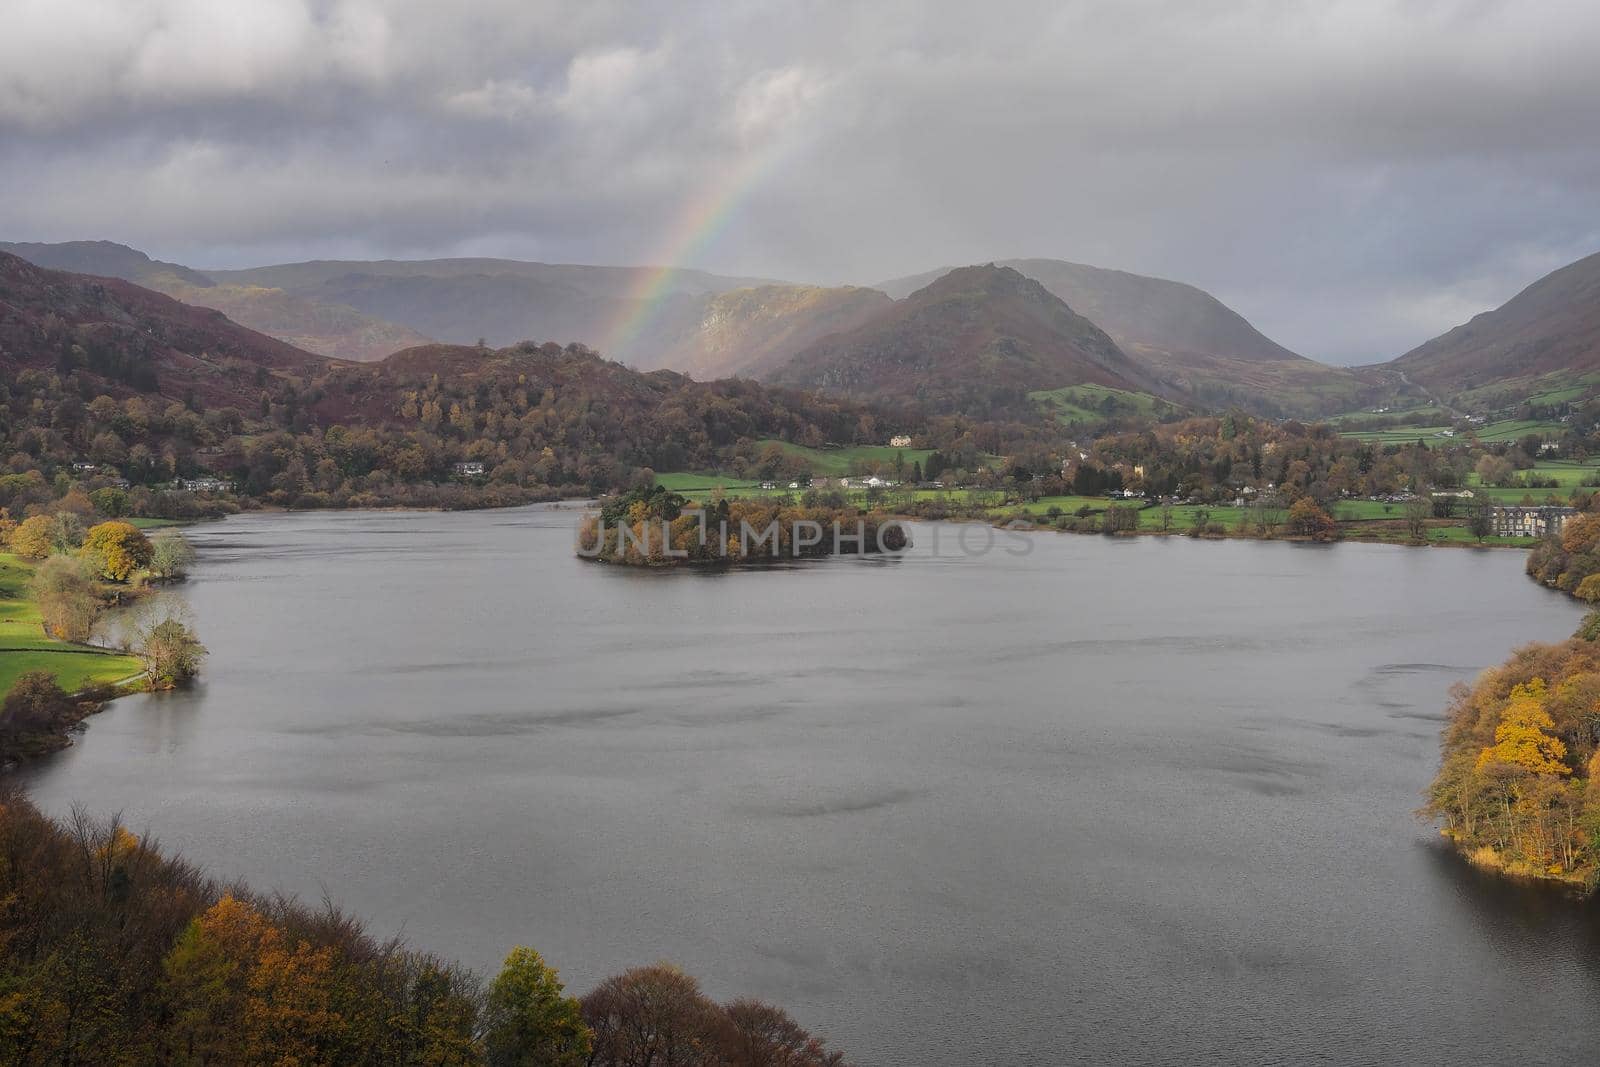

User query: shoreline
[1440,830,1597,896]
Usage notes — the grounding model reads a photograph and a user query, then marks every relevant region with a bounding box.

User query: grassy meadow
[0,552,143,697]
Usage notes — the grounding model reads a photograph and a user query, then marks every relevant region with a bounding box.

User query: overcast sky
[3,0,1598,364]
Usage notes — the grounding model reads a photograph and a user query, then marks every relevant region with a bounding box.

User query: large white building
[1489,505,1577,538]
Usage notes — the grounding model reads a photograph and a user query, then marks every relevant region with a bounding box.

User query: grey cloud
[2,0,1599,363]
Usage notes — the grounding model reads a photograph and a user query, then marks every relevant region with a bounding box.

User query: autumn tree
[0,671,74,747]
[161,895,341,1063]
[11,513,54,559]
[1474,453,1515,487]
[1561,512,1600,556]
[582,963,730,1067]
[50,511,86,553]
[1287,498,1335,540]
[1466,499,1493,543]
[484,947,591,1067]
[148,531,197,582]
[88,486,131,518]
[1404,496,1432,543]
[725,999,849,1067]
[1102,503,1140,534]
[1476,680,1571,777]
[81,521,153,582]
[133,607,207,688]
[28,554,100,641]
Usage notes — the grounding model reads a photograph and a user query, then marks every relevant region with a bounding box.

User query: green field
[1337,425,1454,444]
[1464,458,1600,504]
[1331,499,1411,520]
[1325,404,1453,426]
[999,494,1128,517]
[1470,418,1567,443]
[1030,384,1169,427]
[0,553,142,697]
[752,440,942,478]
[128,516,185,530]
[653,472,762,492]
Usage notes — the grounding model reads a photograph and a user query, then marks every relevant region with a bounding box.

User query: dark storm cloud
[3,0,1598,363]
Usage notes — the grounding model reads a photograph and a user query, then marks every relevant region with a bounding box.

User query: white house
[181,477,232,493]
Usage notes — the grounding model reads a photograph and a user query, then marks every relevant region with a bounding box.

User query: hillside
[770,264,1158,416]
[878,258,1360,415]
[0,239,212,288]
[1385,249,1600,409]
[638,284,893,379]
[205,257,784,362]
[0,241,432,362]
[0,251,943,508]
[0,250,330,407]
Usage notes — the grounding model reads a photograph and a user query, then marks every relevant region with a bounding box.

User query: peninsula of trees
[1425,613,1600,890]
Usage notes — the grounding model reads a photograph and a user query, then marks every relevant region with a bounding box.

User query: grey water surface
[19,505,1600,1066]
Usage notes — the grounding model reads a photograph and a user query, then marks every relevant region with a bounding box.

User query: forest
[0,337,1028,512]
[1425,614,1600,889]
[1527,513,1600,600]
[0,789,850,1065]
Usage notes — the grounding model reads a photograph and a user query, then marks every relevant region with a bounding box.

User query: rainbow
[600,145,785,360]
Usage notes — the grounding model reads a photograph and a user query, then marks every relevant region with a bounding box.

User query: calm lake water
[20,506,1600,1065]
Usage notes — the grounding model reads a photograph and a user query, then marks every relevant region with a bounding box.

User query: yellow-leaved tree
[1476,679,1571,776]
[80,521,153,582]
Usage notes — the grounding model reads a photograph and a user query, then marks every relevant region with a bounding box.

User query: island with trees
[578,485,910,566]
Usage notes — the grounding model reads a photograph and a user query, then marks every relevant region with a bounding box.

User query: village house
[888,435,912,447]
[1489,505,1577,538]
[181,476,232,493]
[451,461,486,478]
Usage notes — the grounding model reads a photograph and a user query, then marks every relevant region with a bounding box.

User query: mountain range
[0,248,900,467]
[5,238,1598,421]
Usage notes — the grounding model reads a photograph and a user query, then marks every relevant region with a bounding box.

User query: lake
[19,505,1600,1065]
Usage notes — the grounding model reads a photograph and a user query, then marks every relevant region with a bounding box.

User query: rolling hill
[0,249,331,407]
[877,258,1360,416]
[770,264,1159,416]
[0,241,431,362]
[1382,249,1600,409]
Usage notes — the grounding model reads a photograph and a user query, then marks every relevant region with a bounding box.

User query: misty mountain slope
[202,258,789,361]
[0,250,331,406]
[770,264,1159,416]
[1,239,213,289]
[637,284,894,379]
[205,258,782,297]
[1385,249,1600,406]
[878,258,1360,415]
[0,241,432,362]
